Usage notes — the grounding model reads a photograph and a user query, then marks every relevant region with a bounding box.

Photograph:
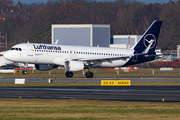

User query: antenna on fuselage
[55,39,59,44]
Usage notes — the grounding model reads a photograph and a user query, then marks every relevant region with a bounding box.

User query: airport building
[164,49,177,61]
[51,24,110,47]
[110,35,142,48]
[51,23,143,49]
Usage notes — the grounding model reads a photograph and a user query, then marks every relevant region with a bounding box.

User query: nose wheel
[22,70,27,75]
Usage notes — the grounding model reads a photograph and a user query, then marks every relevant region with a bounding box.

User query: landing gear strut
[65,71,73,78]
[22,63,28,75]
[85,66,94,78]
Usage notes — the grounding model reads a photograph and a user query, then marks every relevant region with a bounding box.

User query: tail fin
[133,20,162,54]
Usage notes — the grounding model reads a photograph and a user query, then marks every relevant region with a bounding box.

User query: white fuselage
[4,43,134,68]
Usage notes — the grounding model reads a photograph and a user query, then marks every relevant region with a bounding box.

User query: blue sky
[12,0,178,4]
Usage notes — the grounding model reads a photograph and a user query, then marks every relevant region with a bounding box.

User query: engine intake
[65,60,84,72]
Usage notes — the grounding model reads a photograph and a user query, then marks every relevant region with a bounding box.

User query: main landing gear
[86,66,94,78]
[85,71,94,78]
[65,71,94,78]
[65,66,94,78]
[65,63,94,78]
[65,71,73,78]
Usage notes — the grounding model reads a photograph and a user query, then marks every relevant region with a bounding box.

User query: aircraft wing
[78,55,133,62]
[78,51,160,63]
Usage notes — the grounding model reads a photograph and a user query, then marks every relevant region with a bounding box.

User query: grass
[0,68,180,119]
[0,98,180,120]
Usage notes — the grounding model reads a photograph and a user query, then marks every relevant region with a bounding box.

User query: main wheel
[65,71,73,78]
[85,71,94,78]
[22,70,27,75]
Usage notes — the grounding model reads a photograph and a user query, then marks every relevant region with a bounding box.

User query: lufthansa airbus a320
[3,20,162,78]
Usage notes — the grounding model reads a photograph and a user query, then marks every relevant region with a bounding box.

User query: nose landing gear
[22,63,28,75]
[22,70,27,75]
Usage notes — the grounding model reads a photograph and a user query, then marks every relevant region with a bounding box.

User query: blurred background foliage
[0,0,180,51]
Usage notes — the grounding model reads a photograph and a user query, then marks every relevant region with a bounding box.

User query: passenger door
[27,44,33,56]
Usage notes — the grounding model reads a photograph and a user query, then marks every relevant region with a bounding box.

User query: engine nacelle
[65,61,84,72]
[35,64,54,71]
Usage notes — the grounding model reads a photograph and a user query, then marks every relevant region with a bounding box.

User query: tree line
[0,0,180,51]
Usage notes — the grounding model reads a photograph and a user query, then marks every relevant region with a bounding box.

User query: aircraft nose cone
[3,52,11,61]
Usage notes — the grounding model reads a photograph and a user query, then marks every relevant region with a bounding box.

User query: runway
[0,77,180,82]
[0,86,180,102]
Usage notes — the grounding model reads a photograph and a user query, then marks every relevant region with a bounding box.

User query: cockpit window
[10,47,22,51]
[11,48,15,50]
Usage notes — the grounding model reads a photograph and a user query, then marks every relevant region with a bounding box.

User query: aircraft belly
[101,60,127,67]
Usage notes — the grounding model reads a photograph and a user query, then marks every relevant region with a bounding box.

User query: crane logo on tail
[143,34,156,49]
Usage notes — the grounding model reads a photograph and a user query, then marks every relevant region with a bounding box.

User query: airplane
[3,20,162,78]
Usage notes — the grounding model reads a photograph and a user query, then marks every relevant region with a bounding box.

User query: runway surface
[0,77,180,82]
[0,86,180,102]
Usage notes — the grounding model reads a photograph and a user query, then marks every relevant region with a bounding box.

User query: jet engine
[35,64,54,71]
[65,60,84,72]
